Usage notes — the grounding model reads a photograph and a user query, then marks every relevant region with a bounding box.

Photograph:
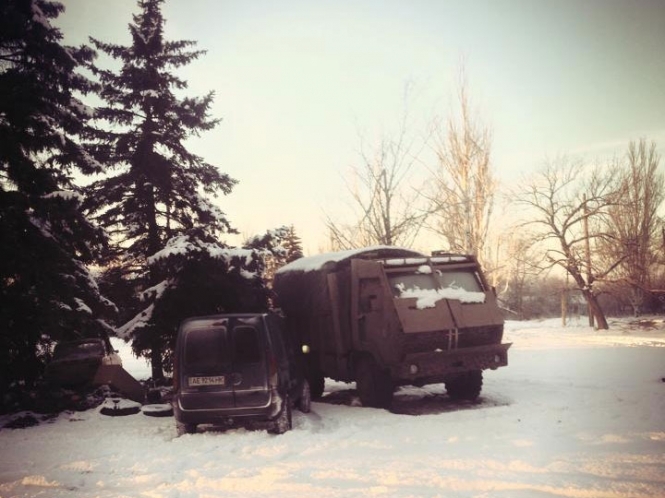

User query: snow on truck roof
[275,246,425,274]
[275,246,475,275]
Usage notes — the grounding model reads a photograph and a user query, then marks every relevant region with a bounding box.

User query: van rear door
[181,317,271,410]
[182,323,235,410]
[231,317,271,409]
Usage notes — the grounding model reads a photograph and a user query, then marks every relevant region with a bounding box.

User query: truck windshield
[389,273,437,296]
[389,269,483,296]
[434,270,483,292]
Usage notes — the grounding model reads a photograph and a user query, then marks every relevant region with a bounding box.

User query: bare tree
[325,103,428,250]
[492,231,543,317]
[599,139,664,315]
[424,73,496,264]
[514,158,624,330]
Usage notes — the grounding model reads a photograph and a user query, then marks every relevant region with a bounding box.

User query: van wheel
[176,422,197,436]
[268,395,292,435]
[298,380,312,413]
[355,356,393,409]
[445,370,483,401]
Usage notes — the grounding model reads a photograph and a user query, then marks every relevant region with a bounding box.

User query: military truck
[273,246,510,408]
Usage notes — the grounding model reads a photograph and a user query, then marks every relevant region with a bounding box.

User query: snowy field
[1,317,665,498]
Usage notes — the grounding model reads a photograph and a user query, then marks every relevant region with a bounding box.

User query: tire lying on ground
[99,397,142,416]
[141,403,174,417]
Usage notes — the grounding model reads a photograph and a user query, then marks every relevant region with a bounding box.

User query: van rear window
[233,326,261,363]
[184,327,230,366]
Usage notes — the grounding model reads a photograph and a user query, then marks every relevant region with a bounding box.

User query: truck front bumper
[393,343,512,385]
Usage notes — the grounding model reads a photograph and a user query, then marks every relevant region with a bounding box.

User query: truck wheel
[307,359,325,399]
[355,356,393,409]
[268,395,292,435]
[445,370,483,401]
[309,372,325,399]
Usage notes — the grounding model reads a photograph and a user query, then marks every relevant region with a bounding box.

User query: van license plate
[189,375,226,387]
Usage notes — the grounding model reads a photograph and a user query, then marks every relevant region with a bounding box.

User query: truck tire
[307,358,325,399]
[355,356,393,409]
[445,370,483,401]
[297,379,312,413]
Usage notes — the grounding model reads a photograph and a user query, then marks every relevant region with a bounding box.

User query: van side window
[233,326,261,363]
[185,327,228,366]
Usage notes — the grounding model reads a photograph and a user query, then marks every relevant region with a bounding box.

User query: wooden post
[561,286,568,327]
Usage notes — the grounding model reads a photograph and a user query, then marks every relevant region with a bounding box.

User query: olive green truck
[273,246,510,408]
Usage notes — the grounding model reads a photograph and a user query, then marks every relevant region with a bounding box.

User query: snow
[147,235,255,270]
[110,337,151,380]
[396,284,486,307]
[73,297,92,314]
[43,190,84,204]
[2,317,665,497]
[115,303,154,339]
[29,2,52,30]
[277,246,421,274]
[431,255,470,263]
[69,98,95,119]
[140,90,160,98]
[416,264,432,274]
[99,397,142,412]
[140,279,173,302]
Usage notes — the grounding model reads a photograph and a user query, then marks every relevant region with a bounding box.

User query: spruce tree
[284,225,304,262]
[0,0,113,391]
[86,0,243,379]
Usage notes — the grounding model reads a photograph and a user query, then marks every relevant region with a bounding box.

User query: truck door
[351,259,394,363]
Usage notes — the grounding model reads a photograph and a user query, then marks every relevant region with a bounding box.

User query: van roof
[179,312,273,329]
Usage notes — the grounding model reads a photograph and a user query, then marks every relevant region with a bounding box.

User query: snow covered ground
[1,317,665,498]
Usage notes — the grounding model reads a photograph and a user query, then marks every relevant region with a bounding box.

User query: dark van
[172,313,310,436]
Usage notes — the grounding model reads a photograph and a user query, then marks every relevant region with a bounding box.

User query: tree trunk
[150,339,164,381]
[582,290,609,330]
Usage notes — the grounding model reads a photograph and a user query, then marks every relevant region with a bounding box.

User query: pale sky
[57,0,665,254]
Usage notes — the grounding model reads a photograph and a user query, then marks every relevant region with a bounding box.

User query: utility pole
[584,194,594,327]
[562,271,569,327]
